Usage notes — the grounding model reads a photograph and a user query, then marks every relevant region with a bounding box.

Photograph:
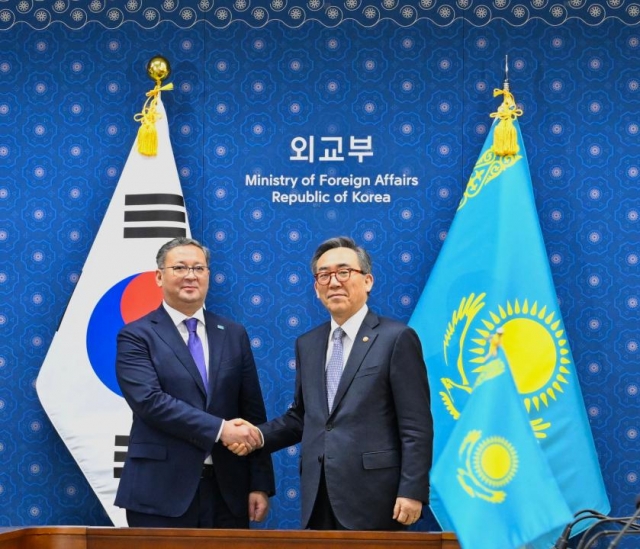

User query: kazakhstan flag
[409,89,610,545]
[431,345,573,549]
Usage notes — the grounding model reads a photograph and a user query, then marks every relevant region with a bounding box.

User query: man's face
[156,245,209,315]
[314,247,373,324]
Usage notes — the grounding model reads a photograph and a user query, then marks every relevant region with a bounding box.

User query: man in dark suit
[115,237,274,528]
[228,236,433,530]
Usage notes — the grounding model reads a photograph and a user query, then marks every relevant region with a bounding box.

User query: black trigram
[123,193,187,239]
[113,434,130,479]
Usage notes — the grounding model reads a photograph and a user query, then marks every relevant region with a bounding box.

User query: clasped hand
[221,418,262,456]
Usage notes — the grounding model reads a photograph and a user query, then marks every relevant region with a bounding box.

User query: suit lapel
[329,310,379,416]
[309,323,331,417]
[150,306,208,398]
[204,311,227,405]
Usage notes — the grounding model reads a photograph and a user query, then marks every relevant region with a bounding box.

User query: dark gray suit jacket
[114,305,274,518]
[260,309,432,530]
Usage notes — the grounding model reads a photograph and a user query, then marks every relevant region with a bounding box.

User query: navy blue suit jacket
[260,310,433,530]
[114,305,274,518]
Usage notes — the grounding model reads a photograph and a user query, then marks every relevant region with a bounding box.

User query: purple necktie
[184,318,208,392]
[326,327,345,412]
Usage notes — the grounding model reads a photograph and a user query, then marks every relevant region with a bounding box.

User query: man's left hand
[393,497,422,526]
[248,491,269,522]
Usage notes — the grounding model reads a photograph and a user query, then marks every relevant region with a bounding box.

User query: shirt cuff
[257,427,265,448]
[215,419,224,443]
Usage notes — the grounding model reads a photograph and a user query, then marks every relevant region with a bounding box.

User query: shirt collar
[330,304,368,342]
[162,301,206,327]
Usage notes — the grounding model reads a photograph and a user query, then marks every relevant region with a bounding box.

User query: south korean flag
[36,96,189,526]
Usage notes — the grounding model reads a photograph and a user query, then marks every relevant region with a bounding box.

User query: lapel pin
[363,336,369,342]
[217,325,225,330]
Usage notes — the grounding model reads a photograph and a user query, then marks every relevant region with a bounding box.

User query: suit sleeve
[390,326,433,503]
[116,326,221,452]
[235,327,276,495]
[259,339,305,453]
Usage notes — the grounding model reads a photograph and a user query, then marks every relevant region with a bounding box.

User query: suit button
[326,423,333,431]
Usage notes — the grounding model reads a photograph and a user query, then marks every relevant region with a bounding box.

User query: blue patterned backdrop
[0,0,638,539]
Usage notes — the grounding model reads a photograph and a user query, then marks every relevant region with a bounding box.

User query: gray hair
[156,237,210,268]
[310,236,372,274]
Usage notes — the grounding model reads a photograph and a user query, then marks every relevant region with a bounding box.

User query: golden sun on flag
[456,430,518,504]
[473,436,518,488]
[470,299,571,414]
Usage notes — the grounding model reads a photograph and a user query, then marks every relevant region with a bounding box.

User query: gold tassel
[134,82,174,157]
[489,85,523,156]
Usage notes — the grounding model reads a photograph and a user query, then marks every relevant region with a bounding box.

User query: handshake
[220,418,263,456]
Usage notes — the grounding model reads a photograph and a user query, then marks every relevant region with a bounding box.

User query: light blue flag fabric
[431,346,573,549]
[409,111,610,542]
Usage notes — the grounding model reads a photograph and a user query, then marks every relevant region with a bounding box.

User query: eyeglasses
[314,268,364,286]
[160,265,210,277]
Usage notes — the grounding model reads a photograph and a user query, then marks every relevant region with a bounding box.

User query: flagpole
[504,54,509,91]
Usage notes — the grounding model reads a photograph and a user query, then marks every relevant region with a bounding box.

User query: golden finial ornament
[134,56,174,156]
[490,55,523,156]
[146,56,171,84]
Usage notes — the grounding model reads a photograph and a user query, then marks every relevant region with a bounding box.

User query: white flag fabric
[36,97,189,526]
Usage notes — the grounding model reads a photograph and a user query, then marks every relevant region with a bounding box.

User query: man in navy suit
[115,237,274,528]
[229,236,433,530]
